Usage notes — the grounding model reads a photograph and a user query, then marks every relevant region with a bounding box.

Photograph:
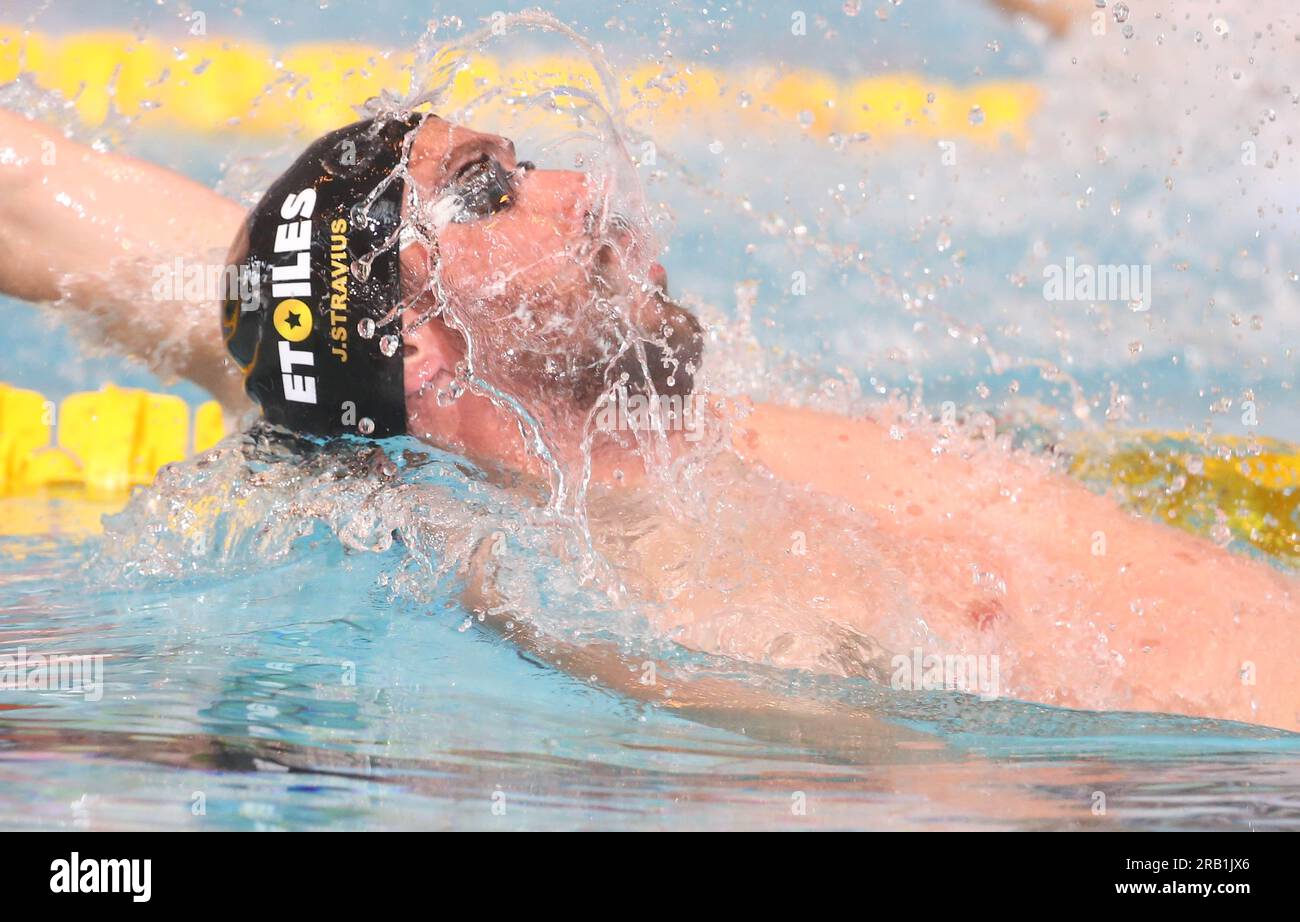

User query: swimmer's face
[395,115,700,469]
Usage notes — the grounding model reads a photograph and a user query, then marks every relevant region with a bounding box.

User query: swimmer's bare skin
[1,109,1296,733]
[461,536,930,761]
[728,404,1299,731]
[0,109,249,412]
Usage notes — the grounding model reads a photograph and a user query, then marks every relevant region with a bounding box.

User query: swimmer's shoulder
[730,401,893,468]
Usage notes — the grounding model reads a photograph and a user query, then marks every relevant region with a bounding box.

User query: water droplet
[436,379,465,407]
[968,105,985,126]
[1112,2,1129,23]
[842,0,861,15]
[379,334,399,357]
[358,417,375,435]
[358,318,375,339]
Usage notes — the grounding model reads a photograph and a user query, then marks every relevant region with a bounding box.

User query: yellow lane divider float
[0,27,1039,144]
[1067,432,1299,566]
[0,382,223,501]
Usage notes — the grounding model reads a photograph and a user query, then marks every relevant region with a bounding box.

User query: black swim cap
[223,114,425,438]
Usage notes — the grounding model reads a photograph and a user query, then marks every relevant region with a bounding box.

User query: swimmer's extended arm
[461,538,923,760]
[0,108,250,412]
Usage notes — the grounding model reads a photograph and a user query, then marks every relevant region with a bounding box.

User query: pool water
[2,0,1299,830]
[4,510,1300,831]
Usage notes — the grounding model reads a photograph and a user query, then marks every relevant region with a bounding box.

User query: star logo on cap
[273,299,313,342]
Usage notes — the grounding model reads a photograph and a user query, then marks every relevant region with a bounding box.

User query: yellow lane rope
[0,27,1039,144]
[0,382,223,501]
[1067,431,1299,565]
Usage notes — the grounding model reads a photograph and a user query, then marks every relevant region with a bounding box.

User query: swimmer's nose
[519,167,666,292]
[517,167,591,225]
[593,240,665,298]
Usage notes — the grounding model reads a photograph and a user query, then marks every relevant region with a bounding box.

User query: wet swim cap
[223,114,424,438]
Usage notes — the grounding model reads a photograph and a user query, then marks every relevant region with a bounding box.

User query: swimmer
[1,107,1296,733]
